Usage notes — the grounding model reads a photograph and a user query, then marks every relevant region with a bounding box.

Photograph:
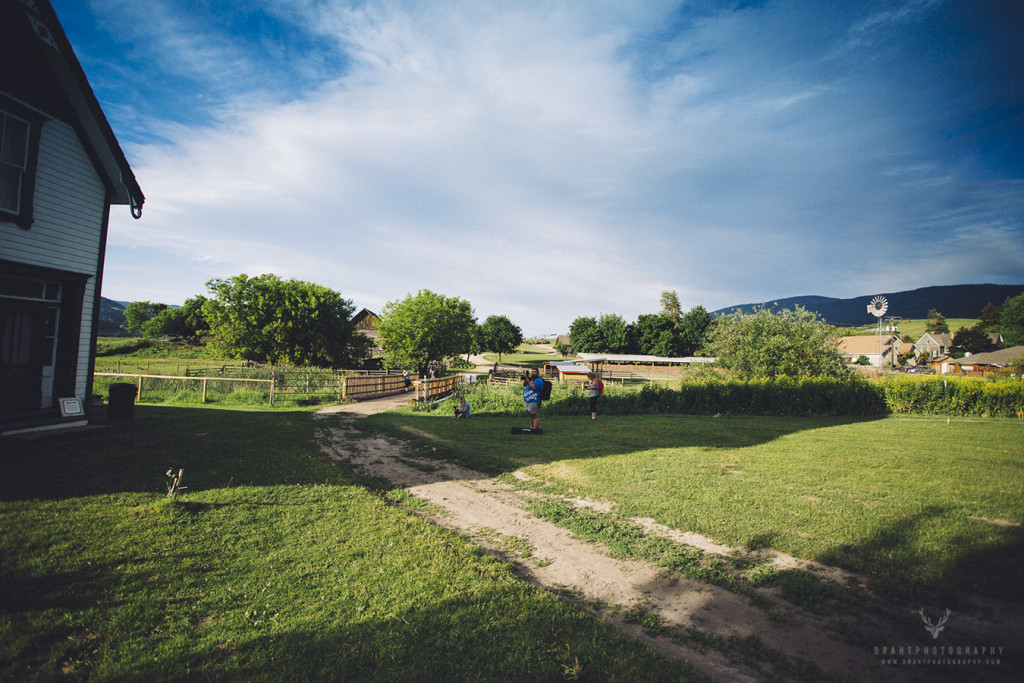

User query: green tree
[925,308,950,334]
[705,305,847,380]
[598,313,629,353]
[1000,293,1024,346]
[376,290,476,373]
[660,290,682,328]
[121,301,167,336]
[978,302,1001,331]
[568,316,602,353]
[951,325,995,356]
[628,314,674,355]
[677,305,714,356]
[202,274,357,367]
[479,315,523,361]
[143,295,209,342]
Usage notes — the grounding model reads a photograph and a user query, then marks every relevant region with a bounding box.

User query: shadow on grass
[358,411,888,475]
[89,595,691,681]
[819,505,1024,607]
[0,406,345,502]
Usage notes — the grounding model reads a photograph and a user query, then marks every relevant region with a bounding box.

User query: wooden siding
[2,119,105,271]
[1,118,106,400]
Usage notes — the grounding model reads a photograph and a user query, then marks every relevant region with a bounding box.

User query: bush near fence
[443,376,1023,419]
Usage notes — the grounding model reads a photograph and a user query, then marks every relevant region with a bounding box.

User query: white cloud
[92,0,1023,333]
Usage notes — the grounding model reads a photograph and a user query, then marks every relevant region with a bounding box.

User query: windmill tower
[867,296,888,366]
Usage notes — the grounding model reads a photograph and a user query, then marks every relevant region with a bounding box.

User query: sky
[52,0,1024,335]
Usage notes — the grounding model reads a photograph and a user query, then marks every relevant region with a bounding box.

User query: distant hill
[98,298,130,336]
[712,284,1024,326]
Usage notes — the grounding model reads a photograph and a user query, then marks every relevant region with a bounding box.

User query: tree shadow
[0,406,344,502]
[818,505,1024,609]
[357,411,888,476]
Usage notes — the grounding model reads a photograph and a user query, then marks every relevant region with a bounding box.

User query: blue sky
[54,0,1024,334]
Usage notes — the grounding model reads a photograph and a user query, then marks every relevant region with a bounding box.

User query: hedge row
[877,375,1024,418]
[448,376,1024,419]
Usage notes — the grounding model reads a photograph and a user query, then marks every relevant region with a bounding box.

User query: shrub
[441,375,1024,419]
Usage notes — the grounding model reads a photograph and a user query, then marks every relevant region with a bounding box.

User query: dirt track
[315,395,1020,682]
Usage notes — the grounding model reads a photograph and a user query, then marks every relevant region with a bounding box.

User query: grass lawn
[839,318,978,339]
[364,411,1024,605]
[481,344,566,367]
[0,407,692,681]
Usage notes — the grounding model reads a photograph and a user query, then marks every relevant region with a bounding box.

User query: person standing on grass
[523,367,543,430]
[585,372,602,420]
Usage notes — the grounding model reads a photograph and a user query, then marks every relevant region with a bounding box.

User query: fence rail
[94,367,466,405]
[345,373,411,399]
[417,375,463,402]
[94,373,276,405]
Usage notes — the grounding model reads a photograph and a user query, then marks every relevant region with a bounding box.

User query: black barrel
[108,383,137,420]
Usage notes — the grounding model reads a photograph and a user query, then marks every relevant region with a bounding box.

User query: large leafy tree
[479,315,523,361]
[677,305,714,356]
[377,290,476,372]
[598,313,629,353]
[202,274,357,367]
[628,314,676,356]
[951,326,996,355]
[121,301,167,336]
[1000,293,1024,346]
[143,296,209,342]
[706,305,847,380]
[568,316,602,354]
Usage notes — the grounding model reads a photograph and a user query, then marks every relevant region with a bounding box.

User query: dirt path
[314,399,1018,682]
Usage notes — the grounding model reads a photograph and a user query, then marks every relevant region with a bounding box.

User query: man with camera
[522,367,544,431]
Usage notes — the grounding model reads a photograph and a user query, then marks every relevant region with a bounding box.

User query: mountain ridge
[711,284,1024,326]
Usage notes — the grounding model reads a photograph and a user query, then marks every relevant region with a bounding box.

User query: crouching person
[454,396,471,418]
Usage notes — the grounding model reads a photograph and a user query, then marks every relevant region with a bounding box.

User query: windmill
[867,296,888,367]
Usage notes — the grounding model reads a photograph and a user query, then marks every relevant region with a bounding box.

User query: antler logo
[919,608,951,639]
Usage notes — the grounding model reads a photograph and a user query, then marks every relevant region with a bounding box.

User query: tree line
[118,275,523,372]
[118,275,1024,378]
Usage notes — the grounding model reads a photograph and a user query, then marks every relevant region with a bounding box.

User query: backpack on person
[598,380,604,395]
[541,379,553,401]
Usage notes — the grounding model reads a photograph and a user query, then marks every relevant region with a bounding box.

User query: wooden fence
[417,374,463,402]
[94,369,464,405]
[94,373,276,404]
[344,372,411,400]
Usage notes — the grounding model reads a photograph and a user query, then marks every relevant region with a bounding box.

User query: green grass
[0,407,693,681]
[362,411,1024,605]
[838,318,978,340]
[482,343,567,367]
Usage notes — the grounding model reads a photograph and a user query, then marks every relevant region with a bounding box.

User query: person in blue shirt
[522,367,544,430]
[454,396,470,418]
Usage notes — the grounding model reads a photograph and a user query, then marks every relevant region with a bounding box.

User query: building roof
[548,361,591,374]
[576,353,715,364]
[951,346,1024,366]
[837,336,897,355]
[5,0,144,216]
[916,332,952,347]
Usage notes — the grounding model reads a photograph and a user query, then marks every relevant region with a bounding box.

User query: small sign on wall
[58,397,85,417]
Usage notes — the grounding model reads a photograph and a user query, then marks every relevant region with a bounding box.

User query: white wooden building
[1,0,144,433]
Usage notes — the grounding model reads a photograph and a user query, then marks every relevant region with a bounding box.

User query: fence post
[202,378,208,403]
[137,375,143,400]
[270,379,275,407]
